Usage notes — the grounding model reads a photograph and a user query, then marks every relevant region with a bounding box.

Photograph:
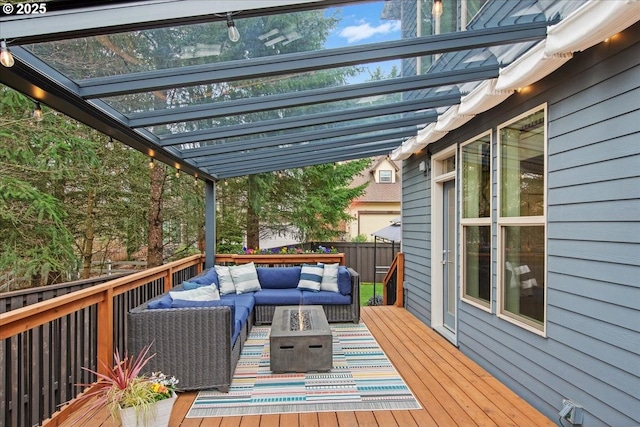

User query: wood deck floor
[50,306,554,427]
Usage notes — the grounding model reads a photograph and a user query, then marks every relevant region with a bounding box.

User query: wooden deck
[51,306,554,427]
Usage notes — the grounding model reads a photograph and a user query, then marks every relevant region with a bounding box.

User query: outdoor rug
[186,323,421,417]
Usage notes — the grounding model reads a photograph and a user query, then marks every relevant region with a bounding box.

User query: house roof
[1,1,637,181]
[350,156,401,203]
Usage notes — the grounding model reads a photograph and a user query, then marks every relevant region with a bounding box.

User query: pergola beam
[0,0,350,44]
[128,66,494,127]
[179,116,426,159]
[77,22,551,98]
[212,144,400,179]
[195,130,414,168]
[157,95,458,146]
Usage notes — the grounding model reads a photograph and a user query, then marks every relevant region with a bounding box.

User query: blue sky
[324,2,402,81]
[325,2,401,48]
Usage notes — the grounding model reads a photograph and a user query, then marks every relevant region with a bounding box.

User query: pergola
[3,0,623,266]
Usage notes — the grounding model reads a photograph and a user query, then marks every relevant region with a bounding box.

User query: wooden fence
[297,242,401,283]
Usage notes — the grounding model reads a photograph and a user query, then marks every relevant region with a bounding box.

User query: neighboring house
[391,1,639,426]
[346,156,401,241]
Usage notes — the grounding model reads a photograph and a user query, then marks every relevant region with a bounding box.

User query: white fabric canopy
[434,105,475,132]
[545,0,640,56]
[458,79,513,116]
[495,40,572,91]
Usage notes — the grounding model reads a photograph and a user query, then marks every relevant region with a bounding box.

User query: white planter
[119,393,177,427]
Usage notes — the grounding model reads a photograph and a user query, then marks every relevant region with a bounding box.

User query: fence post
[106,259,112,276]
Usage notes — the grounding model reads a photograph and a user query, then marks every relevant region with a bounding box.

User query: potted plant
[71,344,178,427]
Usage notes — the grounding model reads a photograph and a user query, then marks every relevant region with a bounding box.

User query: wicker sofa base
[127,268,359,392]
[128,304,250,393]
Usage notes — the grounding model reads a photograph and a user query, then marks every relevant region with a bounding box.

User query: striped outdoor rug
[186,323,421,417]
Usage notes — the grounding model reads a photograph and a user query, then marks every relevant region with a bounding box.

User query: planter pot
[119,393,177,427]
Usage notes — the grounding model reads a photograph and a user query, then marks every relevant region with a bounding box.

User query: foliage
[0,85,205,289]
[0,87,78,286]
[72,344,177,426]
[351,234,370,243]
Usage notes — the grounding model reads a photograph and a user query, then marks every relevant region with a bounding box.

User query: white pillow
[297,264,324,292]
[230,262,261,294]
[320,263,340,293]
[170,284,220,301]
[215,265,236,295]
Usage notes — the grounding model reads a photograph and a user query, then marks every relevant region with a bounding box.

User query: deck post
[205,180,216,268]
[96,287,114,375]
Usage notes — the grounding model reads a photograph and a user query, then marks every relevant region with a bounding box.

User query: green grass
[360,282,383,307]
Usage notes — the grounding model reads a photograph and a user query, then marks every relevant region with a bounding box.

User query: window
[461,133,491,308]
[498,106,546,333]
[379,170,393,183]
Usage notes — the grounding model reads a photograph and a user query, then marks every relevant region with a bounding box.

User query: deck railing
[0,255,203,427]
[382,252,404,307]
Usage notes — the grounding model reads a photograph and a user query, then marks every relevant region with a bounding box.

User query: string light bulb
[149,158,155,169]
[0,41,14,68]
[432,0,443,18]
[33,102,43,122]
[175,169,180,178]
[226,12,240,42]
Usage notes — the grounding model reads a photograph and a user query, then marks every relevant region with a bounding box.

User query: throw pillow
[191,267,219,286]
[297,264,324,292]
[230,262,261,294]
[182,280,204,290]
[319,263,340,293]
[215,265,236,295]
[170,284,220,301]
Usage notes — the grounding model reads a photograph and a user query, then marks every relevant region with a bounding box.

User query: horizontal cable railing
[0,254,203,427]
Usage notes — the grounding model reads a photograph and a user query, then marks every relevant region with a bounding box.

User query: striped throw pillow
[229,262,261,294]
[297,264,324,292]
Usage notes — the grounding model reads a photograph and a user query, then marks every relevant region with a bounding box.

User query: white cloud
[339,20,401,43]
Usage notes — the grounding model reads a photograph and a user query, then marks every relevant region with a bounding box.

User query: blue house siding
[401,159,432,325]
[401,23,640,426]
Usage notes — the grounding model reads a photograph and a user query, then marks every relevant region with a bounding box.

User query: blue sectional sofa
[127,264,360,392]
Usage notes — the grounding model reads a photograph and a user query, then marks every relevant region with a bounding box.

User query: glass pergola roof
[0,0,586,181]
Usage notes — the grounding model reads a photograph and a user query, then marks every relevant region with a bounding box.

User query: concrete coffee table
[270,305,333,373]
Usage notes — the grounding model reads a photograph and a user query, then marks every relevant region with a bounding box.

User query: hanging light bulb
[175,168,181,178]
[149,158,155,169]
[33,102,43,122]
[0,41,15,68]
[226,12,240,42]
[432,0,443,18]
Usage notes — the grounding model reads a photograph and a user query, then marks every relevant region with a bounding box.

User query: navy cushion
[191,267,219,286]
[222,293,256,313]
[235,305,250,329]
[337,267,352,295]
[257,267,301,289]
[253,288,303,305]
[170,299,234,309]
[302,290,351,305]
[147,294,173,309]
